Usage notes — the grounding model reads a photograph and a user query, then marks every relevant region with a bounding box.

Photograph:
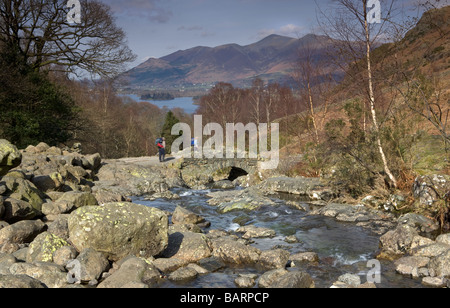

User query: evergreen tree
[160,111,180,154]
[0,46,78,148]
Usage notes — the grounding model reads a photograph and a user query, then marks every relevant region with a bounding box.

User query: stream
[133,187,424,288]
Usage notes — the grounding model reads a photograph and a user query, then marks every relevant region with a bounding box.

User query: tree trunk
[364,5,398,189]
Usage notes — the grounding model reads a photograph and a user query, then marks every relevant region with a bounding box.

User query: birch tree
[318,0,399,188]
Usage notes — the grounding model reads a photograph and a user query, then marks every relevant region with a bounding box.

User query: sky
[101,0,326,68]
[100,0,442,69]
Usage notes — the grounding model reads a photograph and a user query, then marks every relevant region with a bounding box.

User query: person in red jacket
[157,137,166,162]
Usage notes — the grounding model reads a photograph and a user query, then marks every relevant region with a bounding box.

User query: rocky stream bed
[0,139,449,288]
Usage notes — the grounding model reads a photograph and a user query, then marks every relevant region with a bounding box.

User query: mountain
[121,34,336,90]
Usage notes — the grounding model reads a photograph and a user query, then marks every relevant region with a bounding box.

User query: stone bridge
[173,157,260,188]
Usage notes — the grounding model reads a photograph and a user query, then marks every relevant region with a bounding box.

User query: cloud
[257,24,306,39]
[104,0,173,23]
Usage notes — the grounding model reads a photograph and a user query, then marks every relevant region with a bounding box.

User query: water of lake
[122,94,198,114]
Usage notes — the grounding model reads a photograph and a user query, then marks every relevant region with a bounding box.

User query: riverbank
[0,139,449,288]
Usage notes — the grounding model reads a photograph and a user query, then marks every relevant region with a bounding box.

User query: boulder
[74,248,110,283]
[422,277,448,288]
[313,203,385,223]
[271,271,315,288]
[260,176,322,195]
[197,257,226,273]
[0,253,17,275]
[168,266,198,282]
[53,246,78,267]
[413,175,450,207]
[397,213,440,236]
[394,256,430,277]
[258,249,290,270]
[26,232,69,263]
[95,161,183,196]
[289,252,319,266]
[338,273,361,287]
[152,258,189,274]
[55,191,98,212]
[379,225,419,258]
[258,268,289,288]
[236,225,276,239]
[162,231,212,262]
[2,198,38,223]
[411,243,450,258]
[0,140,22,176]
[0,220,46,245]
[34,142,50,153]
[97,256,160,288]
[207,187,275,214]
[46,214,70,240]
[234,275,256,289]
[0,274,45,288]
[428,249,450,278]
[84,153,102,171]
[172,206,205,225]
[1,176,45,213]
[211,237,261,265]
[9,262,67,288]
[31,173,65,193]
[68,202,169,262]
[436,233,450,246]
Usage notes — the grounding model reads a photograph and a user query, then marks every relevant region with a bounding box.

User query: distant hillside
[121,34,337,90]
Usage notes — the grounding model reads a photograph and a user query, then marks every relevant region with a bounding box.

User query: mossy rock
[0,140,22,176]
[68,202,169,262]
[26,232,69,263]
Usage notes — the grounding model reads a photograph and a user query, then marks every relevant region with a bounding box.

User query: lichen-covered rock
[68,202,169,262]
[413,175,450,207]
[1,176,45,213]
[428,249,450,278]
[26,232,69,263]
[0,140,22,176]
[379,225,419,258]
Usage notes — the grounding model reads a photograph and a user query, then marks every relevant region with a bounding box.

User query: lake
[122,94,198,114]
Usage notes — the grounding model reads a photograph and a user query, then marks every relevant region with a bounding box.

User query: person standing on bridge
[157,137,166,162]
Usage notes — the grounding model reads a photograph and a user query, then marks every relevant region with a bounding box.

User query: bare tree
[0,0,136,78]
[250,78,264,127]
